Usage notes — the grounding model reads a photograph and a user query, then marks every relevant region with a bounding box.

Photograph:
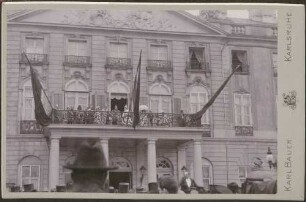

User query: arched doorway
[109,157,133,190]
[107,81,130,112]
[156,157,173,179]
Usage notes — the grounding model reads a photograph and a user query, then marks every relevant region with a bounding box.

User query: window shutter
[96,95,105,109]
[173,98,181,114]
[140,96,148,106]
[53,93,63,109]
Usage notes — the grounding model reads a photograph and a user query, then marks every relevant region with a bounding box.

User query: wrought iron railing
[20,53,48,65]
[20,120,44,134]
[235,126,253,136]
[51,110,210,129]
[64,55,91,66]
[186,61,211,73]
[105,57,132,69]
[147,60,172,70]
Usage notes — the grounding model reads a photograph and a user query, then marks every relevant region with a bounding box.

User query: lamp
[140,166,146,187]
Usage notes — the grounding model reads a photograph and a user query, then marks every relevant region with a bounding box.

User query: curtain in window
[235,51,247,65]
[190,91,209,124]
[150,96,171,113]
[65,92,88,110]
[68,40,87,56]
[151,45,167,60]
[189,48,204,62]
[234,94,252,126]
[109,43,128,58]
[26,38,44,54]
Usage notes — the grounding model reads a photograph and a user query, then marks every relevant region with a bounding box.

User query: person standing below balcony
[179,171,197,194]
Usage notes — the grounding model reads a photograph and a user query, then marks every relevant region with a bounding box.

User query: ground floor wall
[6,135,277,191]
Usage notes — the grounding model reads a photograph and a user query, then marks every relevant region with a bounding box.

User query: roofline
[174,10,228,36]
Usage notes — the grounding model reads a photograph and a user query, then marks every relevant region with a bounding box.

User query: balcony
[186,61,211,76]
[147,60,172,71]
[20,120,44,134]
[51,109,210,130]
[20,53,48,65]
[63,55,91,67]
[105,57,132,70]
[235,126,253,136]
[231,25,246,35]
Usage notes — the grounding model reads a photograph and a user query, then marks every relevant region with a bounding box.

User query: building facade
[5,9,278,192]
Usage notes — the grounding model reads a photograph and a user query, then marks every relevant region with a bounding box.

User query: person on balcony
[94,106,102,124]
[76,105,84,124]
[85,105,95,124]
[110,105,121,125]
[67,106,74,124]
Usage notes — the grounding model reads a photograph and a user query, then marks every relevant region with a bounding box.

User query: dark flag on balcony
[191,65,241,121]
[24,53,53,126]
[132,50,142,129]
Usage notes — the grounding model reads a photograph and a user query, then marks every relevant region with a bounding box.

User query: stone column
[49,137,60,191]
[193,139,204,187]
[177,146,186,181]
[100,138,109,166]
[147,139,157,184]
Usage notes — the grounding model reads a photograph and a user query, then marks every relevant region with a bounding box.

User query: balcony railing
[105,57,132,69]
[20,53,48,65]
[232,26,246,35]
[20,120,44,134]
[235,126,253,136]
[186,61,211,73]
[51,110,211,129]
[64,55,91,66]
[147,60,172,70]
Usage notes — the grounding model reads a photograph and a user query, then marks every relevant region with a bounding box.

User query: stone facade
[5,10,277,192]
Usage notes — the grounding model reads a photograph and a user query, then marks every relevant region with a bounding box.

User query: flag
[132,50,142,129]
[191,65,241,121]
[24,53,53,126]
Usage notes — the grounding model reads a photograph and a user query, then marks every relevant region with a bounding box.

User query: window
[234,93,252,126]
[238,166,247,185]
[65,80,89,110]
[231,50,248,73]
[272,53,277,76]
[149,83,172,113]
[23,85,35,120]
[156,157,173,179]
[189,86,209,124]
[188,47,205,69]
[150,45,168,61]
[25,37,44,54]
[202,158,213,189]
[68,39,87,56]
[109,42,128,58]
[19,156,41,191]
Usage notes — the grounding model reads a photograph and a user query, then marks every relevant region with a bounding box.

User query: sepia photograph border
[1,2,305,200]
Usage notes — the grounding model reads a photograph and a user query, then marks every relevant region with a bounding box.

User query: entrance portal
[109,172,132,190]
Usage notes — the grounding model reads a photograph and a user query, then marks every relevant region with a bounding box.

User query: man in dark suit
[179,171,197,194]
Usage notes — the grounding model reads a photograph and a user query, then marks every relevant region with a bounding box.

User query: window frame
[108,42,128,59]
[189,87,209,125]
[20,164,41,191]
[64,79,89,110]
[67,38,88,57]
[150,44,169,61]
[25,36,45,54]
[231,50,249,74]
[202,158,213,189]
[234,93,253,126]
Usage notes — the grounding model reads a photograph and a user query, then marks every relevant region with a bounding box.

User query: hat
[64,140,118,171]
[159,176,178,194]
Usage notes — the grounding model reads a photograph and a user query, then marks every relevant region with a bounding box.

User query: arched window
[18,155,42,191]
[156,157,173,179]
[189,85,209,124]
[202,158,213,189]
[65,79,89,110]
[149,83,172,113]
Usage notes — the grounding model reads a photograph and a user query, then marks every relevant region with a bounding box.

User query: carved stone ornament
[62,10,177,31]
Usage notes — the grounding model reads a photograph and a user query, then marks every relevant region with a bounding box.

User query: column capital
[50,137,61,142]
[147,138,158,143]
[193,139,202,144]
[99,138,110,143]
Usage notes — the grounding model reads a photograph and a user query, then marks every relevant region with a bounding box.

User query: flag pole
[23,52,53,110]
